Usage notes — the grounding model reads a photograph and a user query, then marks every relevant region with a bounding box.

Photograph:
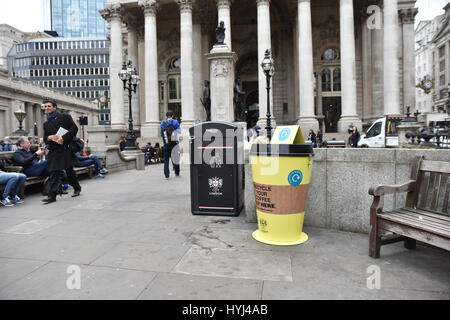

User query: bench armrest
[369,180,416,197]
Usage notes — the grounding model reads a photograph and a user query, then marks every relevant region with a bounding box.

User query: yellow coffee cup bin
[250,126,314,246]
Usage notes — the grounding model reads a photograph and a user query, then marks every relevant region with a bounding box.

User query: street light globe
[131,75,138,85]
[119,68,128,81]
[14,109,27,122]
[261,49,275,76]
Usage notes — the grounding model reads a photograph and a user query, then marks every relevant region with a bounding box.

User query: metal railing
[405,131,450,149]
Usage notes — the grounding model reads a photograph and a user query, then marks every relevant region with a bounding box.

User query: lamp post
[33,122,38,144]
[13,108,28,136]
[118,60,141,150]
[260,49,275,141]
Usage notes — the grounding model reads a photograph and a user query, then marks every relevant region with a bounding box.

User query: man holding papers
[41,100,81,204]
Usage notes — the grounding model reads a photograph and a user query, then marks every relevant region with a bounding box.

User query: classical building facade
[0,72,99,140]
[100,0,418,140]
[430,3,450,116]
[415,10,446,115]
[0,25,25,75]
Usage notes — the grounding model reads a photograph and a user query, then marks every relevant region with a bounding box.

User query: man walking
[160,110,181,179]
[41,100,81,204]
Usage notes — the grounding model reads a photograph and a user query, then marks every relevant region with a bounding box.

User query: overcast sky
[0,0,448,33]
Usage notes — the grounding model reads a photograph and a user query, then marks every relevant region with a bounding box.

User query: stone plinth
[397,122,422,147]
[122,149,145,170]
[207,45,238,123]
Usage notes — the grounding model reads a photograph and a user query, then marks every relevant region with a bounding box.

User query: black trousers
[48,167,81,198]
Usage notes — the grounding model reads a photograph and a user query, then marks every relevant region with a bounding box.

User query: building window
[322,69,331,92]
[333,68,341,91]
[159,81,165,103]
[322,48,340,61]
[169,58,181,71]
[168,75,181,102]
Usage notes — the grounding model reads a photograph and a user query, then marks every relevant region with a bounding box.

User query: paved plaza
[0,165,449,300]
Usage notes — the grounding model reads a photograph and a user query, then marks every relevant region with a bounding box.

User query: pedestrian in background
[351,126,360,148]
[160,110,181,179]
[317,129,323,148]
[308,129,317,148]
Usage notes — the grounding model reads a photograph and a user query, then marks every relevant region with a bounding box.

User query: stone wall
[244,148,450,234]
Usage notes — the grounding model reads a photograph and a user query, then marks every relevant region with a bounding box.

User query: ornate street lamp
[13,108,28,136]
[261,49,275,141]
[118,60,141,150]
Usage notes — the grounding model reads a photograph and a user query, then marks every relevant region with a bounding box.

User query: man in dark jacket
[13,137,49,177]
[42,100,81,204]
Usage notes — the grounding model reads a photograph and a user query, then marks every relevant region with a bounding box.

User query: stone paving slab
[137,272,263,300]
[173,247,293,282]
[0,235,118,265]
[0,258,48,291]
[0,164,448,300]
[91,241,191,272]
[0,262,156,300]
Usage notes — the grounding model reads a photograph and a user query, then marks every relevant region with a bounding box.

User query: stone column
[338,0,361,132]
[399,7,418,114]
[100,3,125,128]
[383,0,400,116]
[25,102,34,134]
[361,11,372,122]
[34,104,43,138]
[178,0,195,129]
[124,13,141,129]
[139,0,161,139]
[217,0,233,50]
[256,0,275,127]
[371,24,384,118]
[297,0,318,134]
[137,28,146,128]
[316,72,323,116]
[193,23,204,121]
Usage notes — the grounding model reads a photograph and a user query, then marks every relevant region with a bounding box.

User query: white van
[358,116,405,148]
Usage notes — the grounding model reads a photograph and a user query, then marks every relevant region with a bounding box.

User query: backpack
[163,120,177,145]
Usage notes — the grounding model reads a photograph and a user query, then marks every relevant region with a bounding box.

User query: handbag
[68,137,84,154]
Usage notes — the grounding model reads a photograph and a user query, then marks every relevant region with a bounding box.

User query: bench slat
[443,176,450,213]
[379,220,450,251]
[390,210,450,232]
[400,207,450,222]
[419,171,430,209]
[421,160,450,174]
[379,212,450,238]
[430,173,442,211]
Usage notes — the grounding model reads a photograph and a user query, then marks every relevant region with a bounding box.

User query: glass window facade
[51,0,108,37]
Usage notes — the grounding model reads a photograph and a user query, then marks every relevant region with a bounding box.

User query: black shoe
[71,190,81,197]
[42,197,56,204]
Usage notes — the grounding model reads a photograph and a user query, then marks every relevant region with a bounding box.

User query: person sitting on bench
[74,147,108,178]
[0,162,26,207]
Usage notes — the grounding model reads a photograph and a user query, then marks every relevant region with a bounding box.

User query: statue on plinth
[200,80,211,121]
[215,21,225,45]
[234,76,246,121]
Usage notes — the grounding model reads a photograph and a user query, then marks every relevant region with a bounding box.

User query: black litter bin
[189,122,244,216]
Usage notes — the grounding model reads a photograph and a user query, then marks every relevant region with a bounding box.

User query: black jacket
[43,112,79,171]
[12,148,39,170]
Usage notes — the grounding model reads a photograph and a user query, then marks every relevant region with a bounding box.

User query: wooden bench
[368,156,450,258]
[0,151,96,198]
